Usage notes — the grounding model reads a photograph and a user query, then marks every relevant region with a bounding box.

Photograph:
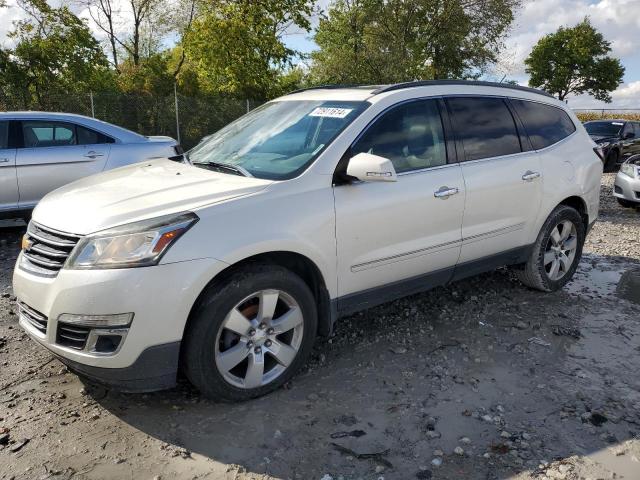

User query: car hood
[32,159,273,235]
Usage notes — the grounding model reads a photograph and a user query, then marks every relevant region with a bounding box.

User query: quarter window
[511,99,576,150]
[77,125,114,145]
[447,97,521,161]
[351,100,447,173]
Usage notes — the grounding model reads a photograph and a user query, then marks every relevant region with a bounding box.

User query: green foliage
[184,0,314,99]
[309,0,519,85]
[525,18,624,102]
[0,0,113,108]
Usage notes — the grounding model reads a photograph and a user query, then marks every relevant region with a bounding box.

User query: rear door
[15,120,111,207]
[0,120,18,212]
[446,96,542,270]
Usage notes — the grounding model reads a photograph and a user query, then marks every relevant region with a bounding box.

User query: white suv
[13,81,602,401]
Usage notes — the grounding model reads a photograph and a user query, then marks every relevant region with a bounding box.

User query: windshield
[584,121,624,137]
[188,100,368,180]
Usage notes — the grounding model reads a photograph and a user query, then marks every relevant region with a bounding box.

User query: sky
[2,0,639,109]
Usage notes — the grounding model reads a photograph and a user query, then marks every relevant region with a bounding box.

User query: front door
[446,96,543,266]
[334,99,465,311]
[0,121,18,212]
[16,120,110,207]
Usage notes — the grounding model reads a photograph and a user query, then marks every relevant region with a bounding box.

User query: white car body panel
[12,83,602,390]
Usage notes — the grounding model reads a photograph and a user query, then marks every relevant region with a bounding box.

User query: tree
[525,19,624,102]
[78,0,169,70]
[184,0,315,99]
[309,0,520,85]
[0,0,112,108]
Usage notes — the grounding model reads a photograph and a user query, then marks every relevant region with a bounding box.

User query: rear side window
[447,97,521,161]
[77,125,114,145]
[22,121,76,148]
[0,122,8,149]
[511,100,576,150]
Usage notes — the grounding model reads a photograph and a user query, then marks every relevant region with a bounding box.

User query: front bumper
[613,173,640,203]
[13,255,225,390]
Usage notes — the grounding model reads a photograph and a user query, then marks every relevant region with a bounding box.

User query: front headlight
[620,163,637,178]
[66,212,198,269]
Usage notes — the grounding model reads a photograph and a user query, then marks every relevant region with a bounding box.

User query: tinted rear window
[511,100,576,150]
[447,97,521,161]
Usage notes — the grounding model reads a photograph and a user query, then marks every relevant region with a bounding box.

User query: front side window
[351,99,447,173]
[188,100,367,180]
[511,99,576,150]
[447,97,521,161]
[622,123,635,138]
[584,121,624,138]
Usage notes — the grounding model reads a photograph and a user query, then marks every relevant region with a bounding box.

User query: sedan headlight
[67,212,198,269]
[620,163,637,178]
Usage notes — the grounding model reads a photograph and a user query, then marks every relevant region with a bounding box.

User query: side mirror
[346,152,397,183]
[623,131,635,140]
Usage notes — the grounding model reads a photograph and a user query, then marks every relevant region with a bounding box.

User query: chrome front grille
[21,223,81,276]
[18,302,48,335]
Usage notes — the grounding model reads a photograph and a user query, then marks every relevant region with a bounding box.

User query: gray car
[614,154,640,208]
[0,112,180,219]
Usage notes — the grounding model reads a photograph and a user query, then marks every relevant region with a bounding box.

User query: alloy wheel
[214,289,304,389]
[544,220,578,281]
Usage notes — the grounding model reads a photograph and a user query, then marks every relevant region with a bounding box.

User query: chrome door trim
[351,222,526,272]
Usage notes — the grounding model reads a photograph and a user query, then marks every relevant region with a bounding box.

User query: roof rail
[287,84,383,95]
[371,80,554,98]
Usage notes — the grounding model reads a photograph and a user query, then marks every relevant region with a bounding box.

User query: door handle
[522,171,541,181]
[434,186,459,199]
[0,158,9,163]
[84,151,104,159]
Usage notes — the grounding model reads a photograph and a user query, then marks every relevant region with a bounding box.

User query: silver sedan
[613,154,640,208]
[0,112,179,218]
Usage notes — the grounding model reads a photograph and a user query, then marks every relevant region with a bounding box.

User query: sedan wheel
[215,289,304,389]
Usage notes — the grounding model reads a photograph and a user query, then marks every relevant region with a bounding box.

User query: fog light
[57,313,133,328]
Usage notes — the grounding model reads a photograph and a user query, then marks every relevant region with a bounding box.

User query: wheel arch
[558,195,589,231]
[181,250,334,353]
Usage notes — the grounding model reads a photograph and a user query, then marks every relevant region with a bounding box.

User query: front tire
[516,205,585,292]
[183,264,318,402]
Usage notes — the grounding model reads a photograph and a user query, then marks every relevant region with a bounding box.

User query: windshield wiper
[195,161,252,177]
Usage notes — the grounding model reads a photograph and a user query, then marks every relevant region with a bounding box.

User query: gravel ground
[1,173,640,480]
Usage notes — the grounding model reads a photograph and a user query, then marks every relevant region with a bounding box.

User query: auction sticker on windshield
[309,107,353,118]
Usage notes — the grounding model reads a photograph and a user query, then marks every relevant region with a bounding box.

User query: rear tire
[516,206,585,292]
[617,198,637,208]
[183,264,317,402]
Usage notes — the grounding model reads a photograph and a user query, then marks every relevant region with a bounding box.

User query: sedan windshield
[584,121,624,137]
[188,100,368,180]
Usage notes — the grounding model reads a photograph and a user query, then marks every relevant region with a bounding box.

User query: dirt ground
[1,173,640,480]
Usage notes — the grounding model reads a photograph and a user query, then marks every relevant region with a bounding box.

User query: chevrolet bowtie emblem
[21,235,33,251]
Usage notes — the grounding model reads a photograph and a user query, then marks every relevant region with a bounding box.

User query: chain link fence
[0,91,263,150]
